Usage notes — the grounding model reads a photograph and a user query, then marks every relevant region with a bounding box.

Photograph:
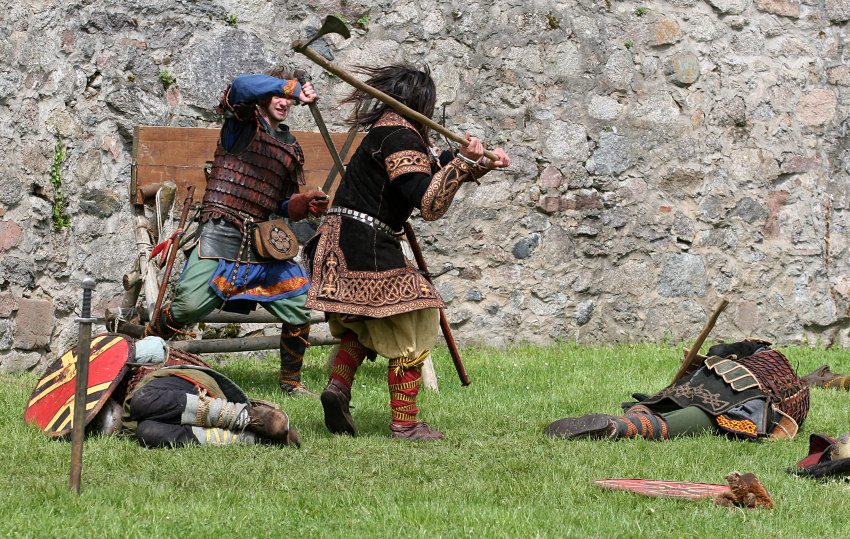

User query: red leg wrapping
[329,331,366,393]
[388,366,421,427]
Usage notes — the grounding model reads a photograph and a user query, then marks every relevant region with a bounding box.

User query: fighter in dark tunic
[304,65,511,441]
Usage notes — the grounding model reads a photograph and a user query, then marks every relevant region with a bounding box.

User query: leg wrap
[191,426,257,445]
[388,351,428,427]
[824,375,850,390]
[328,331,367,393]
[610,404,670,440]
[144,305,184,340]
[181,391,249,431]
[279,322,310,391]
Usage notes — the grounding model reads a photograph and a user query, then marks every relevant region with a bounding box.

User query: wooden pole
[671,299,729,383]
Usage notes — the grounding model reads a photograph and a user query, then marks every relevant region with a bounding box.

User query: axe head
[295,15,351,51]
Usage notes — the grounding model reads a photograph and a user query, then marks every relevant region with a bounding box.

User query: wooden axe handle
[293,42,500,162]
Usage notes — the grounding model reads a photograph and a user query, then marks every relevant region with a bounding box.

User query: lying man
[545,339,809,441]
[121,336,301,448]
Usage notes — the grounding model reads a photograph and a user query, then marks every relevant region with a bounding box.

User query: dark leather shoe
[802,365,839,387]
[320,380,355,436]
[390,422,443,441]
[246,405,299,447]
[543,414,617,439]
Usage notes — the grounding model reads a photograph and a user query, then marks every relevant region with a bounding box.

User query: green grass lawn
[2,341,849,537]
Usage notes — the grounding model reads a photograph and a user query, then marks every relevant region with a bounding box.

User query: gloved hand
[287,191,329,221]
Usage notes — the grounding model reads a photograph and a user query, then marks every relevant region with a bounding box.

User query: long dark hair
[341,64,436,138]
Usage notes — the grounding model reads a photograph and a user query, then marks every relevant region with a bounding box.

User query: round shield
[24,333,133,438]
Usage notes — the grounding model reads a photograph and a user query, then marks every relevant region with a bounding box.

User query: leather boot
[390,422,444,441]
[246,404,300,448]
[144,304,182,340]
[802,365,850,389]
[320,378,355,436]
[279,322,318,397]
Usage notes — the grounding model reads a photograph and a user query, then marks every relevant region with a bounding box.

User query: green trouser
[660,406,716,437]
[170,247,311,326]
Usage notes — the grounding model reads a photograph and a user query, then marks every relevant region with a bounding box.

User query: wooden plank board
[131,126,364,205]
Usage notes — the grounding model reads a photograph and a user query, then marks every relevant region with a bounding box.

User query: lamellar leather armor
[728,349,809,428]
[201,125,305,227]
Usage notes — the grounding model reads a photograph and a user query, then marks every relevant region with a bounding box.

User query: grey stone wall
[1,0,848,373]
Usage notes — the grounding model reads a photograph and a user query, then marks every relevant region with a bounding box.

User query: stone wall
[1,0,848,373]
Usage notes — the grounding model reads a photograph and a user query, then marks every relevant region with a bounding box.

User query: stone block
[666,52,700,86]
[80,189,122,218]
[13,298,54,350]
[512,234,541,259]
[588,95,622,121]
[574,300,594,326]
[764,190,789,239]
[537,196,562,214]
[706,0,747,14]
[604,49,634,91]
[0,220,22,251]
[825,0,850,22]
[650,18,683,46]
[593,132,631,176]
[540,166,563,189]
[757,0,800,17]
[795,88,837,126]
[827,65,850,86]
[0,351,42,374]
[657,253,707,297]
[735,301,759,332]
[780,154,819,174]
[672,212,695,243]
[0,257,36,288]
[0,294,15,318]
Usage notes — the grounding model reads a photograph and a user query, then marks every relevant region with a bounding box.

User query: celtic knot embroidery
[420,158,474,221]
[385,150,430,180]
[656,382,730,412]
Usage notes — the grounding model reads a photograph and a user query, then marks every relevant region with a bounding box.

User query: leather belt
[327,206,402,236]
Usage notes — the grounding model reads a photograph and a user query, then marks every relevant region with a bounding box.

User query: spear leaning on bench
[150,185,195,327]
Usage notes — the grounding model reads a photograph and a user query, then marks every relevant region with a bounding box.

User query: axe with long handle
[293,68,347,182]
[293,16,500,162]
[69,277,96,494]
[671,299,729,383]
[403,222,470,386]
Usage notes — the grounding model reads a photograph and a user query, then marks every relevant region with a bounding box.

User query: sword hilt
[78,277,97,322]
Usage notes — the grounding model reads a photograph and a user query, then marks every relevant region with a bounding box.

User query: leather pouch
[252,219,299,260]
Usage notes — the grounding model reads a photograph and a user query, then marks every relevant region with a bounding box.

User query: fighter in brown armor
[303,65,510,441]
[545,340,810,441]
[144,67,329,396]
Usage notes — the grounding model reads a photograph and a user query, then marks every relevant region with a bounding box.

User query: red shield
[24,334,132,437]
[594,479,730,500]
